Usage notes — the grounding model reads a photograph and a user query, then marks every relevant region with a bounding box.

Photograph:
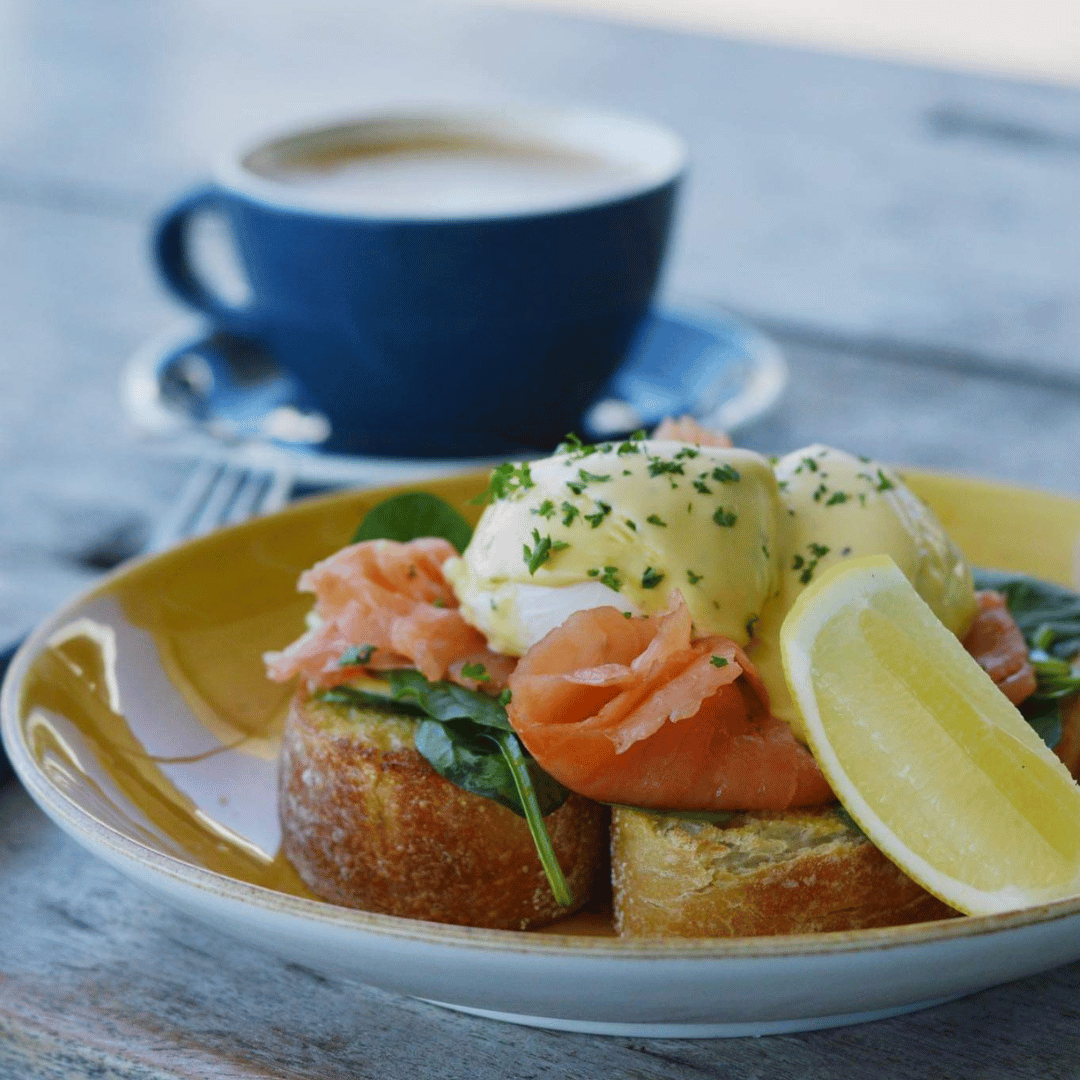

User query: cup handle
[153,186,249,329]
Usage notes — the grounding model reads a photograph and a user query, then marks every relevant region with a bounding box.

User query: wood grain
[1,0,1079,1074]
[3,783,1079,1078]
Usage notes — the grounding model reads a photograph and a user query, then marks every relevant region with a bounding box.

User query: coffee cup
[152,106,685,458]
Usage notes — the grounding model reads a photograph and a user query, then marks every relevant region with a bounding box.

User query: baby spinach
[973,570,1080,658]
[973,569,1080,749]
[351,491,473,553]
[385,669,573,906]
[387,669,514,732]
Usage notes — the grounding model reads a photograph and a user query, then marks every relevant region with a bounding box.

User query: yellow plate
[4,468,1080,1037]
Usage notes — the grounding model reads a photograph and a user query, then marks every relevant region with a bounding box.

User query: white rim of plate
[5,483,1080,962]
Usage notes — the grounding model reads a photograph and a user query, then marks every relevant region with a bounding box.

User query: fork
[144,458,296,554]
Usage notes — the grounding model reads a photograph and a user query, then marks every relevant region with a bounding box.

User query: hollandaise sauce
[444,437,782,656]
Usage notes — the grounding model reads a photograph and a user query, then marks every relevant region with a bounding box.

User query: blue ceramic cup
[153,107,685,458]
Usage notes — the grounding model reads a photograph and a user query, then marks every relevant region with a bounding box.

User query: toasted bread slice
[279,690,608,930]
[613,702,1080,939]
[611,805,957,938]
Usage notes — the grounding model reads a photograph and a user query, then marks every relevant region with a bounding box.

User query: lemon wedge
[780,554,1080,916]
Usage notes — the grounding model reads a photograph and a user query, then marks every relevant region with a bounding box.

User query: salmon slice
[652,415,733,448]
[265,537,514,691]
[962,590,1037,706]
[507,591,833,811]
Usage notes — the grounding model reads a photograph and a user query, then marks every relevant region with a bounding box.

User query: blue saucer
[122,305,786,483]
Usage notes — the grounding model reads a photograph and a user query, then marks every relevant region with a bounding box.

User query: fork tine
[144,459,226,553]
[260,468,296,515]
[146,459,298,554]
[223,469,271,525]
[188,464,249,536]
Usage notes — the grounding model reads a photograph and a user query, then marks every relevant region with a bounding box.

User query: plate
[5,470,1080,1038]
[120,305,788,487]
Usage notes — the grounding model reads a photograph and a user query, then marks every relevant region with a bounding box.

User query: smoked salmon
[652,415,733,447]
[506,591,834,811]
[962,590,1037,705]
[264,537,515,692]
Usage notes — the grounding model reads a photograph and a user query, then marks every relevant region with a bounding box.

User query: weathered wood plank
[0,2,1077,373]
[3,782,1080,1080]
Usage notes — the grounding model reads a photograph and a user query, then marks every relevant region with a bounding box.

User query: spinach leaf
[972,568,1080,751]
[972,569,1080,661]
[413,719,568,818]
[387,669,513,731]
[385,668,573,906]
[351,492,473,553]
[316,684,426,718]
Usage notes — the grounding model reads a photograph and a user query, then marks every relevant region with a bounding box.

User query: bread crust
[279,690,608,930]
[612,805,956,938]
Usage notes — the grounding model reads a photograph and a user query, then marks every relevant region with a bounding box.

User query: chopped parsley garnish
[795,456,818,473]
[641,567,665,589]
[675,447,699,460]
[599,566,622,591]
[560,501,580,526]
[566,480,585,495]
[523,529,569,575]
[533,499,556,518]
[616,438,642,455]
[693,480,712,495]
[812,483,828,502]
[646,514,667,527]
[793,542,830,584]
[461,662,490,683]
[590,566,623,591]
[579,469,611,484]
[712,506,738,527]
[647,457,684,478]
[472,461,535,504]
[584,501,612,528]
[826,491,850,505]
[857,468,896,493]
[710,655,729,668]
[340,644,376,666]
[711,464,741,483]
[625,518,637,531]
[497,689,512,706]
[686,569,703,585]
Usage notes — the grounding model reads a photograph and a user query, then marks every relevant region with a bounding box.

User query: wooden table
[1,2,1079,1075]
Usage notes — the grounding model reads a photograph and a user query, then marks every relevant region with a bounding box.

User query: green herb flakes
[710,655,729,668]
[472,462,535,504]
[647,514,667,527]
[713,506,738,528]
[647,457,684,478]
[533,499,556,519]
[641,567,665,589]
[461,662,490,683]
[523,529,569,575]
[584,501,612,528]
[711,464,741,483]
[687,569,703,585]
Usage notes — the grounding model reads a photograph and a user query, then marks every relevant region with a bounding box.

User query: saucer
[121,305,787,487]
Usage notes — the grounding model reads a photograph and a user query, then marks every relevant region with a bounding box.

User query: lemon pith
[780,554,1080,916]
